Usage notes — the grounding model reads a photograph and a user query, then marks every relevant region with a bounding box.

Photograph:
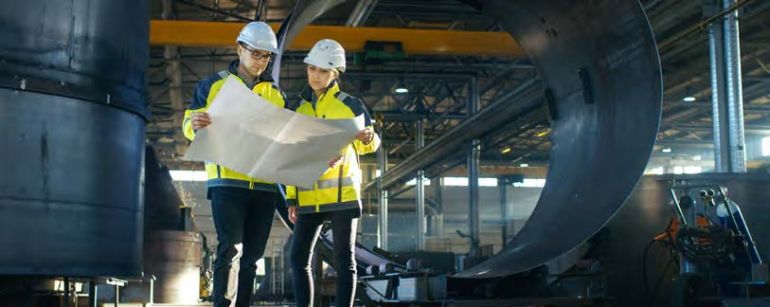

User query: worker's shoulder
[334,91,366,113]
[256,80,284,93]
[196,70,230,91]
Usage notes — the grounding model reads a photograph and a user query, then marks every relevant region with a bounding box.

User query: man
[182,21,286,307]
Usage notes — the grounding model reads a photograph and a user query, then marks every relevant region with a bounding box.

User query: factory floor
[94,304,294,307]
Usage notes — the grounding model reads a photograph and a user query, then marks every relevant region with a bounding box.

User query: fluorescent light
[763,136,770,157]
[693,155,702,161]
[520,163,529,167]
[169,170,207,181]
[501,147,512,154]
[394,87,409,94]
[683,96,696,102]
[672,166,684,174]
[662,147,672,153]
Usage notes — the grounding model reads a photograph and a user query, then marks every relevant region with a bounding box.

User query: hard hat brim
[237,39,281,54]
[303,56,345,73]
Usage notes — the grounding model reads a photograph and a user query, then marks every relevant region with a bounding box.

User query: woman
[286,39,380,307]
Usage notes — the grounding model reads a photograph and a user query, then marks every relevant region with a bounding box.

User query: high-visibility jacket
[183,60,288,192]
[286,82,380,214]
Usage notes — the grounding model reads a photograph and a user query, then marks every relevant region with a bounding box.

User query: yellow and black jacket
[286,82,380,214]
[183,60,288,192]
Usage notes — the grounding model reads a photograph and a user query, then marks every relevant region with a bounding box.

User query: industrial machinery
[645,181,768,306]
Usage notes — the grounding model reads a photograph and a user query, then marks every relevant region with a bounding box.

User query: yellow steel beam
[149,20,524,57]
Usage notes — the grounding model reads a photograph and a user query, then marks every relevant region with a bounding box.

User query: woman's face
[307,65,337,92]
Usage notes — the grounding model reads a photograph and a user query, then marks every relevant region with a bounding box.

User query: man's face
[237,44,271,78]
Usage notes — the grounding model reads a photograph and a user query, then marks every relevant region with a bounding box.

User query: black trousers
[209,186,276,307]
[289,208,360,307]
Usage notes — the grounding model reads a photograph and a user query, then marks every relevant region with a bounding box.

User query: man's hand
[191,112,211,130]
[328,154,343,168]
[356,128,374,144]
[288,206,298,224]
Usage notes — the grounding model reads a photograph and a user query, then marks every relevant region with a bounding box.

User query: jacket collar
[300,81,340,104]
[226,60,275,84]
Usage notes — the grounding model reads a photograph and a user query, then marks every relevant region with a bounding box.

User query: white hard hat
[236,21,279,54]
[303,39,346,73]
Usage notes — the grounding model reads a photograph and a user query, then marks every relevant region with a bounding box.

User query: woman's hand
[288,206,298,224]
[328,154,343,168]
[356,128,374,144]
[191,112,211,130]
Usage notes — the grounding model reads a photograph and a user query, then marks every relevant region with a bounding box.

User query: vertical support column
[89,280,98,307]
[114,284,120,307]
[709,0,746,173]
[377,142,389,250]
[499,178,509,247]
[64,277,71,307]
[415,119,426,250]
[433,176,444,236]
[312,250,323,305]
[162,0,187,158]
[467,77,481,258]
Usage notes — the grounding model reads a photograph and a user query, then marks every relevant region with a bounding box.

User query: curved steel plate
[455,0,662,278]
[273,0,662,277]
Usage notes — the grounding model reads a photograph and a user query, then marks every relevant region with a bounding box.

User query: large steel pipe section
[0,0,149,276]
[456,0,662,278]
[273,0,662,277]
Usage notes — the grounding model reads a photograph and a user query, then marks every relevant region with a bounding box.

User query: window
[513,178,546,188]
[683,166,702,174]
[405,178,431,186]
[762,136,770,157]
[169,170,207,181]
[645,167,664,175]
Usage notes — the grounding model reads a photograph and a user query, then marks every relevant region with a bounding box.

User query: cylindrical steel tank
[145,231,202,304]
[0,0,149,276]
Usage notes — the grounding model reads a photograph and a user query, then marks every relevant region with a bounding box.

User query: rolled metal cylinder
[277,0,663,279]
[0,0,149,276]
[144,231,202,304]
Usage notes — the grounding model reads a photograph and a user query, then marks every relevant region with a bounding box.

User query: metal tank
[0,0,149,276]
[144,231,202,304]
